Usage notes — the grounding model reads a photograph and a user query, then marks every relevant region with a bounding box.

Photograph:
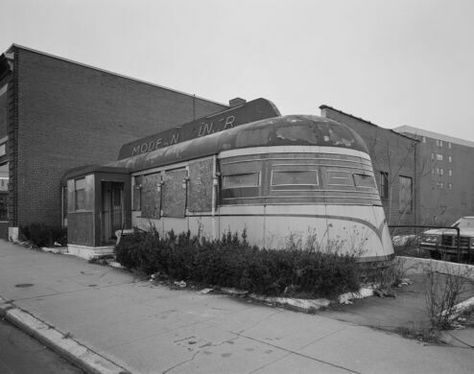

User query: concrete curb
[215,286,376,313]
[0,297,131,374]
[396,256,474,280]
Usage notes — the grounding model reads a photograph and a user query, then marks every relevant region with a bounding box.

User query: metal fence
[389,225,473,264]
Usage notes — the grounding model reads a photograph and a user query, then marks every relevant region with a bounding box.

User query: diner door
[102,182,124,244]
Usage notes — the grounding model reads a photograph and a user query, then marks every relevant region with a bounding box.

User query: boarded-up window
[162,169,186,218]
[399,176,412,214]
[188,159,213,212]
[141,173,161,219]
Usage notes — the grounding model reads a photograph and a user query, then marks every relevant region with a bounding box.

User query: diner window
[220,159,262,201]
[272,170,318,186]
[353,173,376,189]
[222,173,259,188]
[327,171,353,186]
[75,178,86,210]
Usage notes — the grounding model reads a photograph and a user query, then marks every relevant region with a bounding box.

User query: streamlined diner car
[102,114,394,263]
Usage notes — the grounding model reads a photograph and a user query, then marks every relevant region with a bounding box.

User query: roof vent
[229,97,247,107]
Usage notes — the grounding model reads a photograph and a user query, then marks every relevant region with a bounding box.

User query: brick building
[0,44,226,240]
[395,126,474,225]
[320,105,419,226]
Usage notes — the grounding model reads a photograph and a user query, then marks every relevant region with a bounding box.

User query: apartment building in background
[395,125,474,225]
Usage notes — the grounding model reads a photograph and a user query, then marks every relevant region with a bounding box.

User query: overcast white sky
[1,0,474,140]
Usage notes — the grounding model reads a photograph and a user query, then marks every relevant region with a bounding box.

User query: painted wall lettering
[118,98,281,159]
[198,122,214,137]
[223,115,235,129]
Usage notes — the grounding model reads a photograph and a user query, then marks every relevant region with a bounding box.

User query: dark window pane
[353,174,376,188]
[0,193,7,220]
[380,172,389,198]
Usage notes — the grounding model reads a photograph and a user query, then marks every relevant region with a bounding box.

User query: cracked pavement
[0,241,473,373]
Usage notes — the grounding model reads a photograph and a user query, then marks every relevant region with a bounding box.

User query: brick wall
[13,47,226,227]
[320,106,418,225]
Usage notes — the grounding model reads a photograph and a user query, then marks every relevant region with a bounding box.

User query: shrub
[424,264,470,330]
[20,223,67,247]
[115,229,361,299]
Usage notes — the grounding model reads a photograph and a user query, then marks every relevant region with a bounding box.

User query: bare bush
[424,264,469,330]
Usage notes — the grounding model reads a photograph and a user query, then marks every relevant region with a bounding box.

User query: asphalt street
[0,317,84,374]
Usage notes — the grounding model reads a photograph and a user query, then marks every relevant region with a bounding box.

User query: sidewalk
[0,240,472,374]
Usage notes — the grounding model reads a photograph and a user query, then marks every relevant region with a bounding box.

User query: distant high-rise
[395,125,474,224]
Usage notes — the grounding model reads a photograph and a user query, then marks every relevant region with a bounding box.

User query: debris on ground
[398,278,413,287]
[251,294,330,312]
[219,287,248,296]
[150,272,168,281]
[338,286,375,304]
[173,281,187,288]
[199,288,214,294]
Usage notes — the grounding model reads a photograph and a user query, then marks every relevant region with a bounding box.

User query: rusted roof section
[107,115,369,173]
[319,105,419,142]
